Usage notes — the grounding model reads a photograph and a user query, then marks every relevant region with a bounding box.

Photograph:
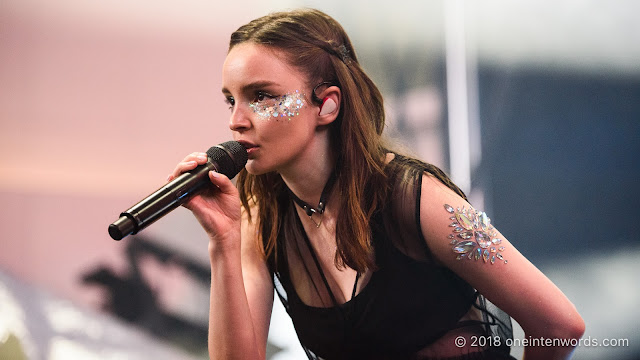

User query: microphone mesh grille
[206,141,248,178]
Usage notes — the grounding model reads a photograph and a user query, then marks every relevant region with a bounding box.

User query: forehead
[222,43,308,92]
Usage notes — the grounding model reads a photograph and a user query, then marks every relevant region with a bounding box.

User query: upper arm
[418,174,584,339]
[240,204,274,354]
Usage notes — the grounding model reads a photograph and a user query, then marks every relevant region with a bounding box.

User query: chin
[244,160,271,176]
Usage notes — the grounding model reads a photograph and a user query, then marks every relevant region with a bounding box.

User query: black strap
[298,215,340,306]
[289,168,361,306]
[289,169,338,217]
[351,272,361,300]
[296,210,361,307]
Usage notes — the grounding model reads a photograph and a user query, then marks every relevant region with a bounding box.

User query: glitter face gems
[444,204,508,265]
[249,90,306,121]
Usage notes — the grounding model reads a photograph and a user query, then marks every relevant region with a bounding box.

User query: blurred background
[1,0,638,359]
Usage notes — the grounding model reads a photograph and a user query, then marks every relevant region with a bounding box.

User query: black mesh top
[266,155,514,360]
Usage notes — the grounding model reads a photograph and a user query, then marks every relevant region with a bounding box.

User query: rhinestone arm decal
[444,204,508,264]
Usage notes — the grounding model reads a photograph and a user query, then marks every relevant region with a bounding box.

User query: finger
[168,152,209,181]
[181,152,208,166]
[167,160,196,180]
[192,152,209,165]
[208,171,235,194]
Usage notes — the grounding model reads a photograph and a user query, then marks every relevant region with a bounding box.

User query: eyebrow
[221,80,279,96]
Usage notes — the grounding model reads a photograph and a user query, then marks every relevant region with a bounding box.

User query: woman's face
[222,43,321,175]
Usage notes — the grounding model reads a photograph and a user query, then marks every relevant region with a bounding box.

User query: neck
[279,139,335,208]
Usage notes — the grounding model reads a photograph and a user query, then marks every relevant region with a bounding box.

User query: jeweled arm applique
[444,204,508,265]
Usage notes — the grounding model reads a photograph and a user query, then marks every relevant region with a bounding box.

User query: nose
[229,105,252,133]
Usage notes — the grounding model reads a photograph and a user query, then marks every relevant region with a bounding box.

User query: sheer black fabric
[266,155,514,359]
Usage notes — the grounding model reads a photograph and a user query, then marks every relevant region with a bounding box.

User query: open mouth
[237,140,257,150]
[237,140,258,157]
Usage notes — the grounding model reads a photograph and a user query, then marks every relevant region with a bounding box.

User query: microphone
[108,141,248,240]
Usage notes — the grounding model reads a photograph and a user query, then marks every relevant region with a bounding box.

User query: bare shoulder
[385,152,396,164]
[419,172,517,273]
[418,173,584,340]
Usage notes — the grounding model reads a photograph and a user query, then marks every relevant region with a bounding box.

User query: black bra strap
[297,213,361,306]
[297,214,340,307]
[352,272,361,300]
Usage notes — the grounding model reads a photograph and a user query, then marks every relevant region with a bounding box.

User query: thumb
[208,171,235,194]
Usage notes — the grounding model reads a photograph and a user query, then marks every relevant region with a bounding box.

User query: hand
[168,152,242,249]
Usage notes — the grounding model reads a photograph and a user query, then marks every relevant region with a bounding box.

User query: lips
[236,140,258,157]
[237,140,257,149]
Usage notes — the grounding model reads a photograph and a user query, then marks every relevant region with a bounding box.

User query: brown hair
[230,9,451,272]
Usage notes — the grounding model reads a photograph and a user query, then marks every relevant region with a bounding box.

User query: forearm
[520,321,584,360]
[522,342,577,360]
[208,239,262,360]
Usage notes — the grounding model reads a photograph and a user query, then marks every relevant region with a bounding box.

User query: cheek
[250,91,306,121]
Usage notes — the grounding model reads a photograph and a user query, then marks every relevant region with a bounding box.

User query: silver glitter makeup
[249,90,306,121]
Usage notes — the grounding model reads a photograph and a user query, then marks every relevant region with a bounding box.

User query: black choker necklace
[289,170,338,228]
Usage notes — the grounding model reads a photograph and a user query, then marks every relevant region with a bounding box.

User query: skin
[169,43,584,359]
[418,175,585,358]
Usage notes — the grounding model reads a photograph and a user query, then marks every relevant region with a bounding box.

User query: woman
[169,9,584,360]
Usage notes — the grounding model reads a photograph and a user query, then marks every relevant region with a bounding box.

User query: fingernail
[166,175,173,181]
[197,154,207,161]
[210,171,219,178]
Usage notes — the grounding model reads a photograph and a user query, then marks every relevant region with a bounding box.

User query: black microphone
[108,141,248,240]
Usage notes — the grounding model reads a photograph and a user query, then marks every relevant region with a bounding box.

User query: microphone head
[207,141,248,178]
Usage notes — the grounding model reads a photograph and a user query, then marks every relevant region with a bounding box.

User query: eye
[224,96,235,110]
[255,91,275,102]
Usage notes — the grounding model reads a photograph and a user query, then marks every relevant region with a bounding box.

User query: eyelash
[254,91,276,103]
[224,91,277,111]
[224,97,235,110]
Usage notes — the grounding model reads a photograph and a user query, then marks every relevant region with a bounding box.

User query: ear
[315,86,341,126]
[319,98,338,116]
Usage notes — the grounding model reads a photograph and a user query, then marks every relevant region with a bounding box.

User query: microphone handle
[108,161,219,240]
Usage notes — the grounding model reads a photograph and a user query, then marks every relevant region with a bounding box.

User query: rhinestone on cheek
[249,90,306,121]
